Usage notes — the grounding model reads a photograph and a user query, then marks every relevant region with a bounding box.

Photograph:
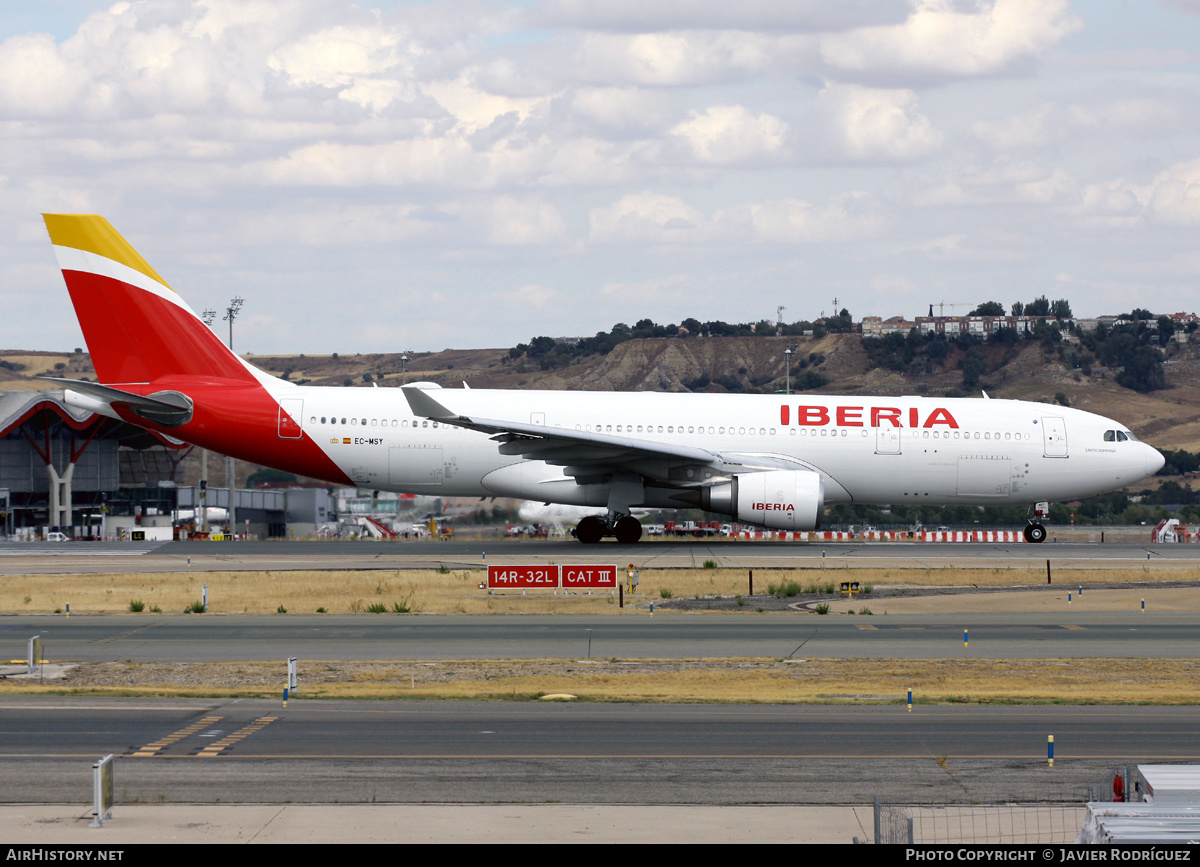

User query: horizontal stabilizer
[40,377,194,428]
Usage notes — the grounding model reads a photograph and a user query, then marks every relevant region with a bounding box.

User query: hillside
[6,334,1200,467]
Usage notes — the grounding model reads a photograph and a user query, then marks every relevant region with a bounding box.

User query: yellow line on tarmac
[130,715,222,757]
[196,716,278,757]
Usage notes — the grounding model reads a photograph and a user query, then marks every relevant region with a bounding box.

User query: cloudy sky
[2,0,1199,355]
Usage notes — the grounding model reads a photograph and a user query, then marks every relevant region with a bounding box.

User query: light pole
[784,343,797,394]
[200,309,216,327]
[223,297,244,351]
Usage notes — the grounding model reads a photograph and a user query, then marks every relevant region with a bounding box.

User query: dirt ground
[4,568,1199,704]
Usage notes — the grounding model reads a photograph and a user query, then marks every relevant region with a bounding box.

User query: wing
[402,386,809,488]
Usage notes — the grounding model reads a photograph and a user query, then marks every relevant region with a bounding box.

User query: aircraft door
[1041,416,1068,457]
[278,398,303,439]
[876,425,901,455]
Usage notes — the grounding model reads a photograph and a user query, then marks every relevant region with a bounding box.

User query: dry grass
[11,657,1200,704]
[5,566,1200,615]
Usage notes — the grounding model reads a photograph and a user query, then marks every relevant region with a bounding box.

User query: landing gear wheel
[575,516,605,544]
[1024,523,1047,543]
[614,516,643,544]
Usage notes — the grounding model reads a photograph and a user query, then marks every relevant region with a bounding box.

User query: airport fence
[867,767,1140,843]
[870,800,1089,844]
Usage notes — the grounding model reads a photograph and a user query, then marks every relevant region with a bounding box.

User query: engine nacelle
[699,470,824,531]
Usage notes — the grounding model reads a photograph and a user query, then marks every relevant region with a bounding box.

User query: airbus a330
[42,214,1165,543]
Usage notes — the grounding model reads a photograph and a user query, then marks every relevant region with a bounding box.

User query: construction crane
[930,301,968,317]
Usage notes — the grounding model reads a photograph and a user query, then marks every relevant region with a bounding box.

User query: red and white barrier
[919,530,1022,542]
[734,529,1024,542]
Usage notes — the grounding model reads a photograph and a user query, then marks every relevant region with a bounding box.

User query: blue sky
[2,0,1199,355]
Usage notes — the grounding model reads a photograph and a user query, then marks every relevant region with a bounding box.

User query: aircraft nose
[1146,444,1166,477]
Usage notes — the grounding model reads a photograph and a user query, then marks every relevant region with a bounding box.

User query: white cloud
[570,86,670,134]
[670,104,788,165]
[973,99,1185,150]
[567,30,809,86]
[478,196,567,244]
[1143,158,1200,226]
[714,192,884,244]
[589,191,883,245]
[818,83,941,161]
[538,0,910,33]
[510,283,557,308]
[599,274,689,303]
[820,0,1082,80]
[589,192,703,243]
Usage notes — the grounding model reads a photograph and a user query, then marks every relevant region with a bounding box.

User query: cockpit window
[1116,431,1128,442]
[1104,430,1115,442]
[1125,431,1139,442]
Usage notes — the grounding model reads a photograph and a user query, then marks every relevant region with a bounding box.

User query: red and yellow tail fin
[44,214,258,387]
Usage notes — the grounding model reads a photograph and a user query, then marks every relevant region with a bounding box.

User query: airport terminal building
[0,389,307,539]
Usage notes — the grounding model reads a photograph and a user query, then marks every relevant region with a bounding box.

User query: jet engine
[697,470,824,531]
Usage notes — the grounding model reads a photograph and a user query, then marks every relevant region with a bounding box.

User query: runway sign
[487,565,560,588]
[562,565,617,589]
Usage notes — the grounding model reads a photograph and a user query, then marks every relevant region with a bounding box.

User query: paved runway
[0,696,1184,804]
[5,611,1200,660]
[2,536,1193,813]
[0,538,1196,574]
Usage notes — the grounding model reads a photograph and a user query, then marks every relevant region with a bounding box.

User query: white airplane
[41,214,1165,544]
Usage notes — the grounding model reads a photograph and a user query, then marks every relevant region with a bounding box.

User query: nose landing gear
[1024,501,1049,543]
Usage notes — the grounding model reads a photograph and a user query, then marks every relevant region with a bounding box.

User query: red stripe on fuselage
[111,381,353,486]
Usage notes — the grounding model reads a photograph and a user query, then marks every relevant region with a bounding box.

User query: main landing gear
[574,514,643,544]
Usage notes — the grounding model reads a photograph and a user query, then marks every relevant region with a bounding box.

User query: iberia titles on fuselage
[41,213,1165,544]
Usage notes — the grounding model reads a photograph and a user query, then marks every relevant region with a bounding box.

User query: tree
[1050,299,1073,319]
[969,301,1005,316]
[1025,296,1051,317]
[960,346,988,389]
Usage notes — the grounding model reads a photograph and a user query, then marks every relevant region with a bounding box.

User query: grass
[128,599,144,613]
[186,600,205,614]
[5,565,1200,616]
[18,657,1200,705]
